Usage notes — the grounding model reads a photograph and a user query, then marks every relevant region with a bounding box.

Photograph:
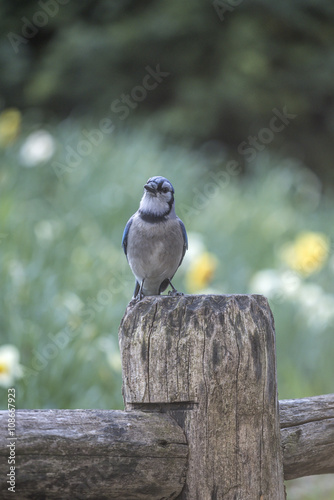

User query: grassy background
[1,122,334,498]
[1,122,334,406]
[2,2,334,497]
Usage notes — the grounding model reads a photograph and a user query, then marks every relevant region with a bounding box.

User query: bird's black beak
[144,183,157,195]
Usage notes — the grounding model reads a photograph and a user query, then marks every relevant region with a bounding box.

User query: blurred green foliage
[286,475,334,500]
[1,0,334,182]
[1,3,334,496]
[1,123,334,412]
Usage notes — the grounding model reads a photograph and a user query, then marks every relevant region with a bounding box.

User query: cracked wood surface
[1,295,330,499]
[0,398,333,499]
[0,409,187,500]
[280,394,334,480]
[119,294,285,500]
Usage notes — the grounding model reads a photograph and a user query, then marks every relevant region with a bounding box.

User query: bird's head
[139,176,175,218]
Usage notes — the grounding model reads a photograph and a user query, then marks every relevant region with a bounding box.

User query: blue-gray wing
[122,216,134,258]
[178,218,188,266]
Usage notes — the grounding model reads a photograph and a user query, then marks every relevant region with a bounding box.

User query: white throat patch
[140,193,171,216]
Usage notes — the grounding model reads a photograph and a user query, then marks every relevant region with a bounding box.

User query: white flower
[34,219,62,243]
[0,345,23,388]
[250,269,334,334]
[20,130,56,167]
[8,259,26,287]
[182,232,206,268]
[250,269,301,301]
[280,270,301,297]
[98,337,122,372]
[249,269,283,299]
[61,292,84,314]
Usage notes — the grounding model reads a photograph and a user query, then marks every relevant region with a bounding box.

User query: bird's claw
[132,294,143,302]
[168,289,184,297]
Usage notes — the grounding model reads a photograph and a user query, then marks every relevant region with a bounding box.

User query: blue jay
[122,176,188,299]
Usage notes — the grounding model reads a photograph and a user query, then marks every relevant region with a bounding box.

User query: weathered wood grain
[119,294,285,499]
[280,394,334,480]
[0,396,333,498]
[0,409,187,500]
[1,295,331,500]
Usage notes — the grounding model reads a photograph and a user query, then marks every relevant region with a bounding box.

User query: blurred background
[1,1,334,497]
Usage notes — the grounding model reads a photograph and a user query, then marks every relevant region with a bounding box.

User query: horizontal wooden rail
[0,409,187,500]
[0,395,333,498]
[280,393,334,480]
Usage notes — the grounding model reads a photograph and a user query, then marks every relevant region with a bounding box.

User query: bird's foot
[168,285,184,297]
[167,280,184,296]
[129,296,139,306]
[130,285,145,304]
[168,281,184,296]
[168,289,184,296]
[131,290,144,302]
[131,279,145,301]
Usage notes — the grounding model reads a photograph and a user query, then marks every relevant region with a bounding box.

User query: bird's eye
[161,187,169,193]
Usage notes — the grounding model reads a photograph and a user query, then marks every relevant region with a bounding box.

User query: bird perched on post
[122,176,188,299]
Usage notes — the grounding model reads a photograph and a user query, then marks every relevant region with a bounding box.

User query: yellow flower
[186,252,218,293]
[0,108,21,147]
[281,232,329,276]
[0,345,23,388]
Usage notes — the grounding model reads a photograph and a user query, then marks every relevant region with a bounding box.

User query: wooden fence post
[119,294,285,499]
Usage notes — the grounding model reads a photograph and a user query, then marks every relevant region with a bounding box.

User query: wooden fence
[0,294,333,499]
